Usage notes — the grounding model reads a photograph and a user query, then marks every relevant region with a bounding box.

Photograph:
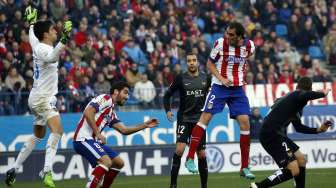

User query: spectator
[94,72,111,95]
[133,74,156,109]
[125,63,141,87]
[249,107,263,140]
[5,67,25,92]
[122,38,148,64]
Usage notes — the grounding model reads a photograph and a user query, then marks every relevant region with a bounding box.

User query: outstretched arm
[111,119,159,135]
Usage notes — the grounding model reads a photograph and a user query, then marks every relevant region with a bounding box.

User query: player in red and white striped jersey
[185,22,256,179]
[73,81,159,188]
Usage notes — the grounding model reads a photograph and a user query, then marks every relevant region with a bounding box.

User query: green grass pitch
[3,168,335,188]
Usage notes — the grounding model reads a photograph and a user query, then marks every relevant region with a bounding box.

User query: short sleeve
[89,94,112,112]
[209,38,223,63]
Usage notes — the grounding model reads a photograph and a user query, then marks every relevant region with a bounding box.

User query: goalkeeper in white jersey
[5,6,72,188]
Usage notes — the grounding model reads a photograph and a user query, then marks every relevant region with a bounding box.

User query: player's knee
[296,155,306,167]
[287,161,300,176]
[197,150,206,159]
[105,159,113,168]
[200,113,212,125]
[114,159,124,169]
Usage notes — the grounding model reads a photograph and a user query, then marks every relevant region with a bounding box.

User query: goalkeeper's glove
[60,21,73,44]
[24,5,37,25]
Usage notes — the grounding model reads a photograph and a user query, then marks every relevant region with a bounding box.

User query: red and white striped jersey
[73,94,120,141]
[209,37,255,86]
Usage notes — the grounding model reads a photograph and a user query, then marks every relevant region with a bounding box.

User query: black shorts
[176,122,206,150]
[260,135,299,168]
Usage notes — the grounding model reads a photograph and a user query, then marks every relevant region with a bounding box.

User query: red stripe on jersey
[246,40,252,57]
[74,116,85,140]
[220,38,229,78]
[92,107,111,139]
[243,40,252,83]
[104,95,110,100]
[233,47,241,86]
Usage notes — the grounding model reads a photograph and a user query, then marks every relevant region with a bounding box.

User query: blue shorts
[73,139,119,167]
[201,84,251,119]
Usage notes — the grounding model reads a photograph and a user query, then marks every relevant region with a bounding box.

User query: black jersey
[163,72,210,123]
[260,90,326,138]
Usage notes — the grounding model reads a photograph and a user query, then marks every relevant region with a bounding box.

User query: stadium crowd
[0,0,335,115]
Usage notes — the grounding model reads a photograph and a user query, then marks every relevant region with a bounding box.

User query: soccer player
[185,21,256,179]
[73,81,159,188]
[250,77,333,188]
[5,6,72,188]
[163,53,210,188]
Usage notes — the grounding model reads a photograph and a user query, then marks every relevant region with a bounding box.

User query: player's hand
[318,120,333,133]
[144,118,159,128]
[321,89,331,96]
[24,6,37,25]
[220,77,232,87]
[60,21,73,44]
[97,133,106,145]
[166,111,174,122]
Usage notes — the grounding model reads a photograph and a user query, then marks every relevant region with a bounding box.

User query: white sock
[43,133,61,172]
[13,136,41,171]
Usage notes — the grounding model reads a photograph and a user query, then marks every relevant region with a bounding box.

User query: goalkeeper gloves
[24,5,37,25]
[60,21,73,44]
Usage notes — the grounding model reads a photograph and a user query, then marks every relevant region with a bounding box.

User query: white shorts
[28,95,59,126]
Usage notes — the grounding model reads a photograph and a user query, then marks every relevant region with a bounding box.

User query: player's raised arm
[111,118,159,135]
[25,6,39,47]
[163,74,181,122]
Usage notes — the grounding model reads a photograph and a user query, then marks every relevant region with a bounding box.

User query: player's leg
[5,124,45,186]
[196,135,207,188]
[294,150,306,188]
[171,122,189,187]
[39,114,63,188]
[171,142,187,187]
[101,146,122,188]
[252,160,299,188]
[236,114,254,179]
[73,140,111,188]
[101,156,124,188]
[227,89,254,179]
[252,137,299,188]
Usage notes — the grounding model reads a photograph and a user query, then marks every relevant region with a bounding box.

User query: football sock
[240,131,250,169]
[13,135,41,171]
[256,169,293,188]
[170,153,181,186]
[198,157,208,188]
[44,133,61,172]
[101,168,120,188]
[187,123,206,159]
[89,164,108,188]
[294,167,306,188]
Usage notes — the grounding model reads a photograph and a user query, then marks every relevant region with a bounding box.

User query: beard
[188,66,197,73]
[117,100,126,106]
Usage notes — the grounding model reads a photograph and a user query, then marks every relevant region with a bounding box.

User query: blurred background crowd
[0,0,335,115]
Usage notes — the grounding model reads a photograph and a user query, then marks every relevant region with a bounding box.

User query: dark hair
[186,52,197,58]
[297,77,312,91]
[228,21,245,38]
[110,81,130,94]
[33,20,54,41]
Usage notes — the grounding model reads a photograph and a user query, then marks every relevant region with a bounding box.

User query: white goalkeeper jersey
[29,25,64,97]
